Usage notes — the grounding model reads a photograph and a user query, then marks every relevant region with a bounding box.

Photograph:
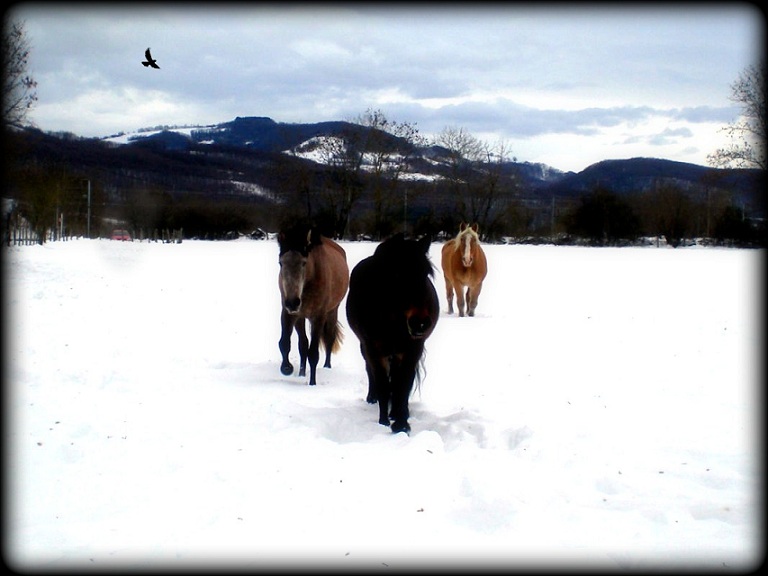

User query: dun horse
[346,234,439,434]
[277,224,349,386]
[441,222,488,317]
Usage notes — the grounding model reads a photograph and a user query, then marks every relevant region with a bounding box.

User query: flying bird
[142,48,160,69]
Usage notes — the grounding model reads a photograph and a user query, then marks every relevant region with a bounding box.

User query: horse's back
[324,236,347,259]
[346,254,380,331]
[316,237,350,308]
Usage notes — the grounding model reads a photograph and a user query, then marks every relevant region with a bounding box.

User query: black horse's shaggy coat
[346,234,439,433]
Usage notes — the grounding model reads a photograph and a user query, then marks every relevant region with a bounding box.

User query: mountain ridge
[100,115,762,202]
[6,116,763,239]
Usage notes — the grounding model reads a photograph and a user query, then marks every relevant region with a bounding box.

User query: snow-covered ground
[4,238,763,571]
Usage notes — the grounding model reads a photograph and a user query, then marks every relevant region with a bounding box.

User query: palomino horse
[441,222,488,317]
[277,224,349,386]
[346,234,439,434]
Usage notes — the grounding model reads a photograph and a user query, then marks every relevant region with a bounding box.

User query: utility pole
[86,179,91,239]
[403,187,408,234]
[551,195,555,239]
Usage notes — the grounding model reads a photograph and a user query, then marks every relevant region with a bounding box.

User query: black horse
[346,234,439,433]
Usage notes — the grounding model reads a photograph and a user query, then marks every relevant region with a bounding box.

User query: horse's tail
[331,321,344,353]
[413,350,427,395]
[321,318,344,354]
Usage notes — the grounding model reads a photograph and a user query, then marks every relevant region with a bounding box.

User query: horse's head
[375,234,438,339]
[457,223,480,267]
[277,225,322,314]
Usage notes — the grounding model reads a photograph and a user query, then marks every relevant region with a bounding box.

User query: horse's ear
[460,222,467,232]
[307,227,322,250]
[471,223,479,233]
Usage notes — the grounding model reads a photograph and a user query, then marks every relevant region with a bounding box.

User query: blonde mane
[453,224,480,252]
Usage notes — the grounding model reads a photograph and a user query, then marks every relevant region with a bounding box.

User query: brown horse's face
[279,250,308,314]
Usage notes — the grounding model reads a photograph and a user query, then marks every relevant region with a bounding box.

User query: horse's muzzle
[407,315,433,338]
[284,297,301,314]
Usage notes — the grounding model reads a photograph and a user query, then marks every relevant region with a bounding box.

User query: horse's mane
[452,224,480,253]
[278,222,322,256]
[375,233,435,278]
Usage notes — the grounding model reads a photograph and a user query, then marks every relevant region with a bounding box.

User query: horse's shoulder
[317,236,346,258]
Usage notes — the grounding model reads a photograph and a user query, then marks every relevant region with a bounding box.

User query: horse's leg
[455,281,467,317]
[296,317,309,377]
[279,310,297,375]
[467,281,482,317]
[375,361,392,427]
[361,343,377,403]
[444,276,455,314]
[366,350,392,426]
[388,350,419,434]
[306,318,322,386]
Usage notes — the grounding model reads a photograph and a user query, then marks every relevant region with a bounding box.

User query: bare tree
[473,138,517,237]
[3,20,38,129]
[435,127,517,237]
[708,62,765,170]
[308,109,426,238]
[300,130,364,238]
[435,126,484,185]
[434,126,482,224]
[353,108,425,238]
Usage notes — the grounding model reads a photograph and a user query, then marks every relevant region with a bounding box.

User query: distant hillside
[543,157,762,200]
[5,116,764,241]
[101,116,762,209]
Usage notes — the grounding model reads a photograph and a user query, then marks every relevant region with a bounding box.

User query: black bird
[142,48,160,69]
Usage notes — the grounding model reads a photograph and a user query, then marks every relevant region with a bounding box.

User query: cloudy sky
[8,3,764,172]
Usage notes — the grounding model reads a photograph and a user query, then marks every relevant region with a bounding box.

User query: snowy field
[3,238,764,571]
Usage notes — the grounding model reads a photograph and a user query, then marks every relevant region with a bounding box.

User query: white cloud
[12,3,763,172]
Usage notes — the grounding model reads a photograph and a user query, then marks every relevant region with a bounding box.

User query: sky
[5,238,761,570]
[6,2,765,172]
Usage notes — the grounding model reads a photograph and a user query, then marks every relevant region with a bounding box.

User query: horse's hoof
[378,417,390,426]
[366,395,377,404]
[298,368,306,377]
[391,421,410,434]
[280,363,293,376]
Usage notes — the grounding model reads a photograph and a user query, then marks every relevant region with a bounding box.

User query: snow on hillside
[103,129,441,181]
[288,135,442,181]
[5,238,762,571]
[101,125,214,145]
